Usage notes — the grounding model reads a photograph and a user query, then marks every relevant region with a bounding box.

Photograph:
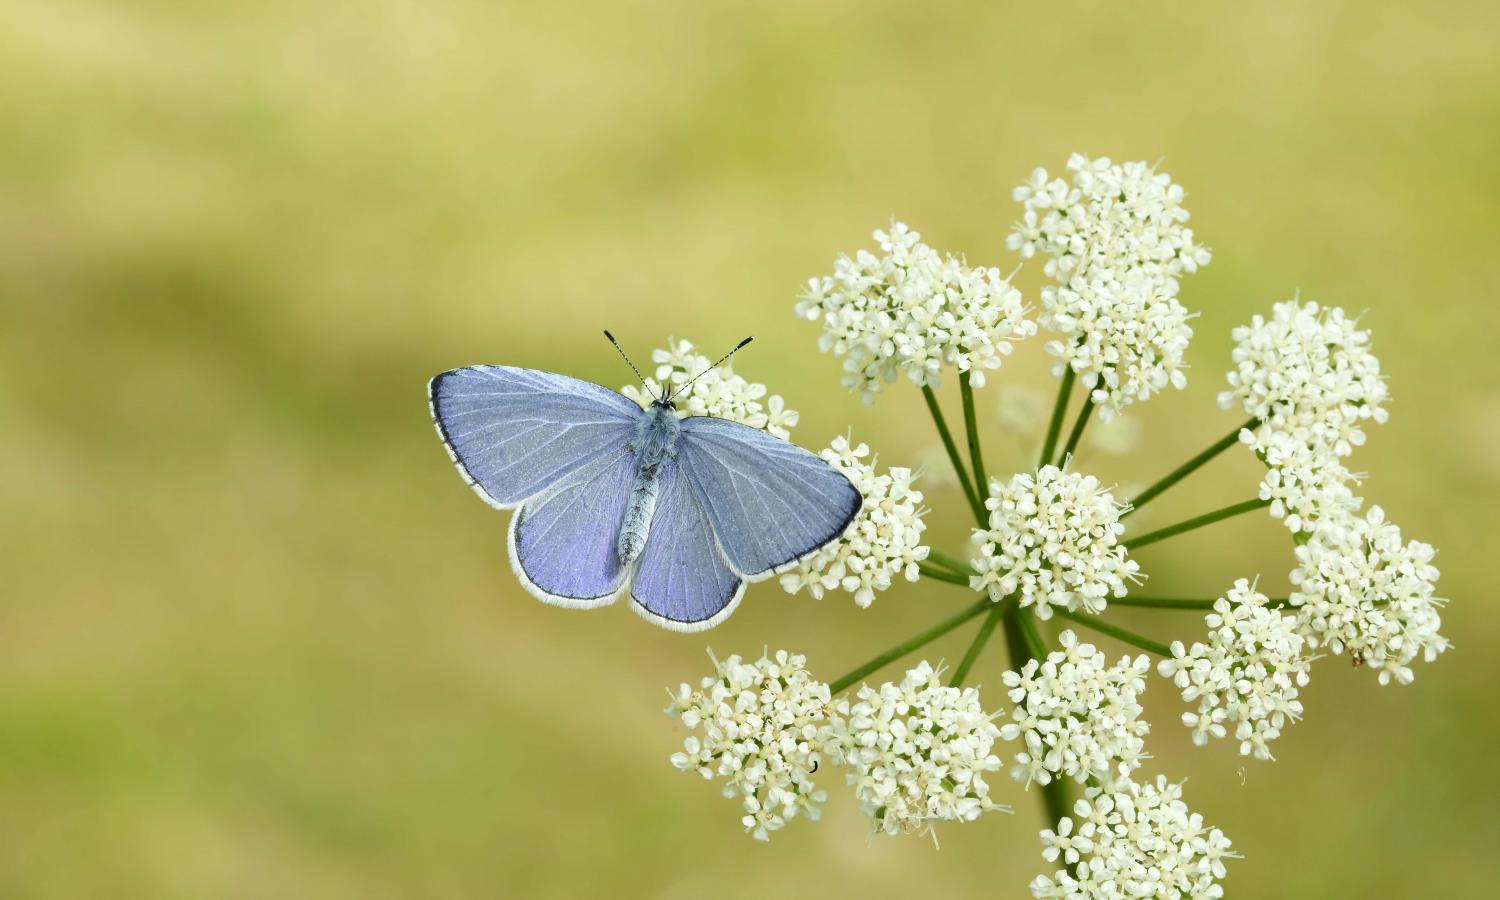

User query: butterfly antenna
[603,330,658,402]
[667,336,754,402]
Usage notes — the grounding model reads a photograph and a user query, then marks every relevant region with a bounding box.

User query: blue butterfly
[428,334,863,631]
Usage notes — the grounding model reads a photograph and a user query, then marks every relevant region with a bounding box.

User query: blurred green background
[3,1,1498,897]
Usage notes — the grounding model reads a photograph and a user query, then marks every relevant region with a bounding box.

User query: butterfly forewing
[674,416,862,581]
[429,365,641,508]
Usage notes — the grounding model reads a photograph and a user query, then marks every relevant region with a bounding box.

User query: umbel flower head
[969,466,1140,618]
[643,150,1446,895]
[1009,154,1211,283]
[1030,776,1236,900]
[797,221,1035,404]
[1009,154,1211,420]
[779,435,930,607]
[622,337,799,439]
[826,661,1005,837]
[1220,298,1389,459]
[1158,579,1311,760]
[1290,506,1448,685]
[1000,629,1151,787]
[665,650,834,840]
[1253,429,1364,535]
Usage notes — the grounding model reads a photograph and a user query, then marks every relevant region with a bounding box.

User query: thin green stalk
[921,385,986,524]
[1038,367,1076,468]
[1124,416,1260,517]
[1055,393,1096,467]
[1015,608,1049,659]
[1052,608,1172,657]
[1000,608,1073,833]
[829,598,996,693]
[959,372,989,518]
[948,603,1005,687]
[1106,597,1219,610]
[1123,497,1271,550]
[1108,596,1291,610]
[925,549,973,575]
[917,561,971,586]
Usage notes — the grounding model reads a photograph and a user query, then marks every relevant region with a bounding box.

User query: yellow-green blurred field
[3,1,1498,897]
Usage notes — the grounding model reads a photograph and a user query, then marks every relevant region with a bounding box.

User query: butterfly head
[651,398,677,412]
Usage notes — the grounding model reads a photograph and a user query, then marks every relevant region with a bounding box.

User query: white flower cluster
[1253,430,1363,535]
[796,221,1036,404]
[1220,299,1388,534]
[622,338,799,439]
[827,661,1004,837]
[1000,630,1151,787]
[1290,506,1448,685]
[1009,154,1211,419]
[779,435,929,607]
[1157,580,1311,760]
[1220,299,1389,458]
[969,466,1140,618]
[665,650,833,840]
[1030,776,1236,899]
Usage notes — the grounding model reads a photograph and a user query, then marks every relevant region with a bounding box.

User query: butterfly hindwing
[630,463,745,632]
[429,365,642,508]
[674,416,862,581]
[509,445,637,607]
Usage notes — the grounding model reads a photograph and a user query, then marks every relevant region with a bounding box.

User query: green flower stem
[829,598,997,694]
[921,385,986,524]
[1055,393,1096,468]
[948,602,1006,687]
[1108,595,1291,610]
[1052,608,1172,657]
[1123,497,1271,551]
[1038,367,1076,468]
[1000,608,1073,834]
[1124,416,1260,518]
[917,561,971,586]
[1015,608,1050,659]
[925,549,974,575]
[958,372,990,517]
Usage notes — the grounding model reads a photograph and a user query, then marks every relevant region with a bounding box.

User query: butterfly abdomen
[618,404,682,565]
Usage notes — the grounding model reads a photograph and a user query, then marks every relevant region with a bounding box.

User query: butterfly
[428,333,863,632]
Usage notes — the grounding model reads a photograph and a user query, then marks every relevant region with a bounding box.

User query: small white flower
[969,466,1140,618]
[1290,506,1448,685]
[1001,629,1151,787]
[826,661,1007,837]
[1219,299,1389,459]
[796,220,1036,404]
[623,337,799,439]
[1010,154,1211,419]
[780,436,929,607]
[1030,776,1236,899]
[1157,580,1311,760]
[665,649,834,840]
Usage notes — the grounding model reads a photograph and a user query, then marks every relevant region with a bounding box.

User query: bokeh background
[3,1,1498,897]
